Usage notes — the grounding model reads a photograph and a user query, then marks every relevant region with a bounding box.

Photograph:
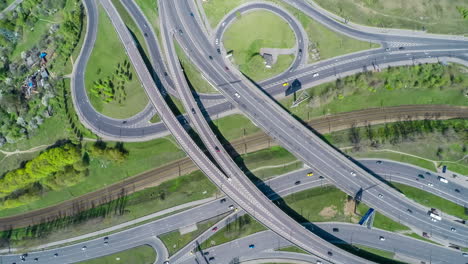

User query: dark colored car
[215,146,220,152]
[209,55,213,60]
[294,180,301,185]
[191,108,196,114]
[209,257,215,261]
[332,228,339,232]
[417,174,425,179]
[249,244,255,249]
[220,198,226,203]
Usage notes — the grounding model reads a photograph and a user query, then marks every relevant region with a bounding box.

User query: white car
[437,176,448,183]
[350,171,357,177]
[379,236,385,241]
[378,194,383,198]
[312,72,319,77]
[81,246,87,251]
[430,218,437,222]
[451,227,456,232]
[234,92,240,98]
[427,183,434,187]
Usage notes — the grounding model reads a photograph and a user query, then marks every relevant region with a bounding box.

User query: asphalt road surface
[167,0,468,247]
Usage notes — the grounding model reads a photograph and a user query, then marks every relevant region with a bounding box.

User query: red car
[212,226,218,232]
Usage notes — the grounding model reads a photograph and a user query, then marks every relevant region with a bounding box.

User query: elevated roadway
[168,0,468,247]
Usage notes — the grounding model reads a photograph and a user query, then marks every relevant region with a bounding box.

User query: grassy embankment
[312,0,468,35]
[84,5,148,119]
[77,245,156,264]
[223,10,296,81]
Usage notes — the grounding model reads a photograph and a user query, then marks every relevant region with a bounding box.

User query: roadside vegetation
[311,0,468,35]
[330,119,468,175]
[159,214,227,256]
[336,244,405,264]
[223,10,296,81]
[392,183,467,219]
[174,41,219,94]
[282,63,468,121]
[78,245,156,264]
[85,5,148,119]
[276,246,310,254]
[200,214,266,250]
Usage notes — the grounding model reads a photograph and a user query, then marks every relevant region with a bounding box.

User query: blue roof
[40,52,47,58]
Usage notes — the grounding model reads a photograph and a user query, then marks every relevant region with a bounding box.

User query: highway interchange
[1,0,468,263]
[1,160,467,264]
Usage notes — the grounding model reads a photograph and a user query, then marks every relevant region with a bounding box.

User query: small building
[40,68,49,79]
[262,53,273,68]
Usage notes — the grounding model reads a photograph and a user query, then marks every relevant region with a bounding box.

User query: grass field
[280,186,409,232]
[235,146,302,181]
[393,183,467,219]
[84,5,148,119]
[276,246,309,254]
[200,214,266,249]
[353,151,437,172]
[337,244,404,264]
[223,10,296,81]
[311,0,468,35]
[78,245,156,264]
[159,214,227,256]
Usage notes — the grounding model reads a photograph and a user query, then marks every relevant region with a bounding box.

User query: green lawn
[149,114,161,123]
[337,244,405,264]
[159,214,227,256]
[200,214,266,249]
[353,151,437,172]
[223,10,296,81]
[211,114,261,141]
[393,183,467,219]
[312,0,468,35]
[235,146,302,181]
[276,246,310,254]
[174,41,219,94]
[85,5,149,119]
[279,186,409,232]
[406,233,442,245]
[78,245,156,264]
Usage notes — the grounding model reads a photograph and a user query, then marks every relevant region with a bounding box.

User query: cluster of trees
[0,0,83,147]
[308,63,465,108]
[457,6,468,19]
[0,143,87,210]
[333,119,468,151]
[0,195,128,245]
[87,141,128,163]
[90,60,132,104]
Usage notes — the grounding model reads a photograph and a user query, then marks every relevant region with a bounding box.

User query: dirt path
[0,144,52,158]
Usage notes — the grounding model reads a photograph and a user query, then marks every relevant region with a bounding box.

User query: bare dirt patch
[344,198,360,223]
[319,205,338,219]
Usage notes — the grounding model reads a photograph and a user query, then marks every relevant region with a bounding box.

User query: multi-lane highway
[7,0,466,263]
[1,160,466,264]
[71,0,468,142]
[167,0,468,248]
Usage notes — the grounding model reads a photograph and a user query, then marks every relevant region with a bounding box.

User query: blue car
[249,244,255,249]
